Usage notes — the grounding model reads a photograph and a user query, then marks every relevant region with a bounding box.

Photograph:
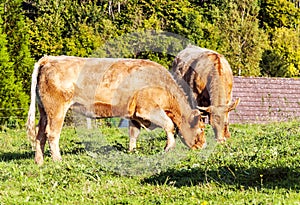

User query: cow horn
[228,98,240,112]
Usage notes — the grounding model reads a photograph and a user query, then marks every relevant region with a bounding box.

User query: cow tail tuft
[26,61,41,150]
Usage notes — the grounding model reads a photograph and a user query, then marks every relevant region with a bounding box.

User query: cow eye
[214,115,220,123]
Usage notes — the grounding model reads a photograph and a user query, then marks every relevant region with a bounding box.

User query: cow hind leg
[46,104,71,162]
[35,104,47,165]
[47,122,63,162]
[136,109,175,152]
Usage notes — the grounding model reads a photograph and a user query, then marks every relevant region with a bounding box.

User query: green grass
[0,121,300,204]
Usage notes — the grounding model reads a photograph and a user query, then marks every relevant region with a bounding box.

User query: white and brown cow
[172,45,240,142]
[27,56,206,165]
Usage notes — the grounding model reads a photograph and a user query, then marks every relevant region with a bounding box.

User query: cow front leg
[151,110,176,151]
[128,120,141,152]
[164,129,176,152]
[136,109,175,152]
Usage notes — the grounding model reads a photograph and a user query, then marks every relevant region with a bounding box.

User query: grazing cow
[27,56,206,165]
[172,45,240,142]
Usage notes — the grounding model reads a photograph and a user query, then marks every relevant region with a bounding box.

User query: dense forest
[0,0,299,126]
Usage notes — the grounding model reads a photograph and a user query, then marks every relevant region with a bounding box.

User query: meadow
[0,120,299,204]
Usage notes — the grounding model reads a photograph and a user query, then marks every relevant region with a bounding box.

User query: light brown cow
[27,56,206,165]
[172,45,240,142]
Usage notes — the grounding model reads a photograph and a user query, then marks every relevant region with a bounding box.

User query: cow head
[197,98,240,142]
[179,109,206,149]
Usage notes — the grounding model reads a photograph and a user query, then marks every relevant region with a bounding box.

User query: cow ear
[197,106,211,113]
[228,98,240,112]
[189,109,202,128]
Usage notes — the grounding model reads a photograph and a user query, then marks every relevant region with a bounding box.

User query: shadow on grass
[60,140,86,155]
[0,151,34,161]
[0,140,86,162]
[142,165,300,190]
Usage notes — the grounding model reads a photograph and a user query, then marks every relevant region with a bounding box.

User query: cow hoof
[52,155,62,162]
[164,145,175,152]
[128,147,137,153]
[225,133,231,139]
[217,138,226,143]
[34,157,44,166]
[128,145,137,152]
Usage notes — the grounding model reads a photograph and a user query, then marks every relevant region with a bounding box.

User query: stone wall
[231,77,300,124]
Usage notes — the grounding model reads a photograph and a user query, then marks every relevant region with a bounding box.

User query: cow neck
[208,60,227,107]
[168,80,194,128]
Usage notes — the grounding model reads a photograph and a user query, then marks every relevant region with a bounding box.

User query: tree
[213,0,268,76]
[259,0,300,29]
[258,0,300,77]
[26,0,66,59]
[0,4,28,128]
[19,0,298,78]
[64,23,103,57]
[260,27,300,77]
[2,0,35,95]
[102,0,221,68]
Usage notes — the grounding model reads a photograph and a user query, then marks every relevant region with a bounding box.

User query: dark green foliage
[258,0,300,77]
[64,23,103,57]
[19,0,300,76]
[26,0,67,58]
[1,0,300,126]
[0,4,28,128]
[2,0,35,94]
[211,0,268,76]
[259,0,300,29]
[260,27,300,77]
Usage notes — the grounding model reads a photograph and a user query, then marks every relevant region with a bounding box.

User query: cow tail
[26,61,41,150]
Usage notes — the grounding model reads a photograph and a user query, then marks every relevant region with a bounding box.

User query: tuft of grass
[0,120,300,204]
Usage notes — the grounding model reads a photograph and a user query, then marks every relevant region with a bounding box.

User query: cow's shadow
[0,140,85,162]
[142,165,300,190]
[0,151,34,161]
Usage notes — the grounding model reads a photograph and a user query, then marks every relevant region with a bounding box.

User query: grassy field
[0,120,300,204]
